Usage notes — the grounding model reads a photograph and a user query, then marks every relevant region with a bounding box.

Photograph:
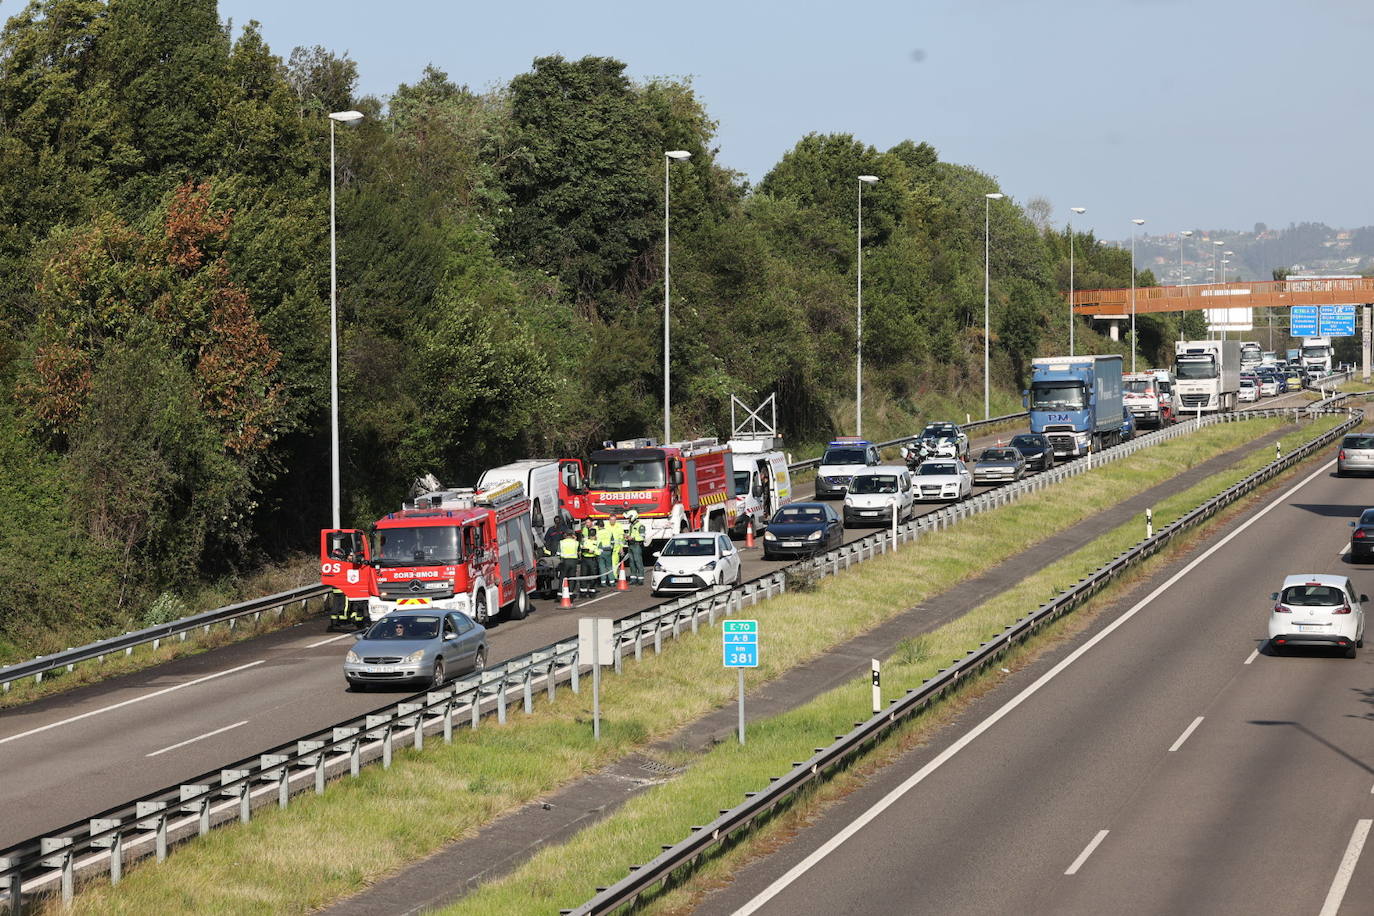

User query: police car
[815,437,881,499]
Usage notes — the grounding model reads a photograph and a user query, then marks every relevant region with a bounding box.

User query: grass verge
[51,416,1315,915]
[443,413,1345,915]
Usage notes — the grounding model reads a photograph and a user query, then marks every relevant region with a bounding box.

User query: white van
[476,459,586,539]
[727,436,792,538]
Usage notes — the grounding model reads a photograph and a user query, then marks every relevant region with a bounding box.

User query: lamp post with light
[1130,218,1145,373]
[662,149,692,444]
[984,192,1004,420]
[328,109,363,529]
[855,175,880,436]
[1069,206,1086,356]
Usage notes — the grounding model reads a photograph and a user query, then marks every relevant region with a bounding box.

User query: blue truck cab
[1025,354,1126,458]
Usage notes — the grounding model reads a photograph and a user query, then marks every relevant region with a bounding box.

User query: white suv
[1269,574,1366,658]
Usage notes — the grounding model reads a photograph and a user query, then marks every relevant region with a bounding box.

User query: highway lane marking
[146,720,248,757]
[1064,829,1110,876]
[305,633,355,648]
[1244,649,1259,665]
[1319,819,1372,916]
[1340,543,1351,557]
[1168,716,1205,752]
[733,457,1337,915]
[0,660,266,746]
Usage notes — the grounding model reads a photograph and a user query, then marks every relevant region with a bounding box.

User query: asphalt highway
[0,394,1310,848]
[695,418,1373,916]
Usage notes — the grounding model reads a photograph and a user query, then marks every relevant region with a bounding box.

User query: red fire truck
[584,437,735,543]
[321,480,536,627]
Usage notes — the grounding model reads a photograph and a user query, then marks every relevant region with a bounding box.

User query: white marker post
[871,659,882,714]
[578,618,614,740]
[1146,507,1153,539]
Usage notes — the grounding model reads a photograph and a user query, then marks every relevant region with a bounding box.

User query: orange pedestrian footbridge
[1070,277,1374,316]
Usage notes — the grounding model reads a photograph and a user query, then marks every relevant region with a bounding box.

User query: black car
[1007,433,1056,471]
[1351,508,1374,562]
[762,502,844,559]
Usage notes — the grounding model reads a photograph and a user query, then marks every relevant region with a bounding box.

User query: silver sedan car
[1337,434,1374,477]
[344,609,487,691]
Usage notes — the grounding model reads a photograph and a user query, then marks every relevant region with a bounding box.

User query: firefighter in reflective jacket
[621,510,646,585]
[578,523,601,596]
[595,518,616,586]
[558,529,580,594]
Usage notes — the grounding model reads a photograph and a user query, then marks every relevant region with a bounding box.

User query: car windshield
[1175,356,1217,380]
[921,424,957,438]
[662,536,717,557]
[774,506,825,524]
[1008,435,1042,448]
[365,616,441,640]
[918,463,957,476]
[822,448,867,465]
[1240,379,1255,388]
[733,470,752,496]
[1343,436,1374,449]
[1302,346,1329,358]
[1280,585,1345,607]
[851,475,898,494]
[979,449,1017,461]
[1360,509,1374,526]
[1124,380,1154,394]
[376,526,461,567]
[589,458,666,491]
[1030,384,1087,410]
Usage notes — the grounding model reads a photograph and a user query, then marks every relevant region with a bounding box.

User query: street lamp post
[984,192,1004,420]
[1213,239,1224,286]
[1069,207,1086,356]
[327,109,363,530]
[1223,250,1234,283]
[855,175,880,436]
[1130,218,1145,373]
[662,150,692,445]
[1179,230,1193,282]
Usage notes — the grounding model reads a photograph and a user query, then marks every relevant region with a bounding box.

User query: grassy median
[55,415,1315,915]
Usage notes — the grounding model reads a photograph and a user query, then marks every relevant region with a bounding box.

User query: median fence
[564,400,1363,916]
[0,405,1338,910]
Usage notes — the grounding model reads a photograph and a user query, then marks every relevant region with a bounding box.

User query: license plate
[781,541,802,548]
[670,576,693,583]
[366,665,401,673]
[861,510,879,516]
[1298,625,1325,633]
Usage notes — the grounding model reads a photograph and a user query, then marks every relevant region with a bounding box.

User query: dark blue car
[762,502,844,559]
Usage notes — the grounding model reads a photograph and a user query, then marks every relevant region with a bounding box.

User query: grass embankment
[0,556,318,711]
[55,416,1310,915]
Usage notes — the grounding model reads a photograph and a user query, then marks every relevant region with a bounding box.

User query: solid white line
[146,720,248,757]
[305,633,354,648]
[0,660,265,746]
[732,458,1336,916]
[1340,543,1351,557]
[1064,829,1110,876]
[1168,716,1205,753]
[1319,819,1372,916]
[1244,649,1259,665]
[574,592,622,609]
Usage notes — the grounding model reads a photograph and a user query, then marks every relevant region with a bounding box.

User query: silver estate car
[344,609,487,691]
[1337,434,1374,477]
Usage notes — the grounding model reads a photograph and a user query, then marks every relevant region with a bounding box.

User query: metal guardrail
[0,585,328,693]
[565,401,1364,915]
[0,406,1324,908]
[785,411,1029,472]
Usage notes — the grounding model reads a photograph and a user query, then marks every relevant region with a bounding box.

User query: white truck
[727,436,792,537]
[1300,336,1334,375]
[1174,340,1241,414]
[476,458,589,539]
[1122,371,1175,429]
[1239,341,1263,371]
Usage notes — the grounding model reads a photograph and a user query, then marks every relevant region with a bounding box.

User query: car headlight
[402,649,426,665]
[653,561,665,571]
[702,560,716,571]
[807,530,822,541]
[764,531,777,541]
[346,650,361,664]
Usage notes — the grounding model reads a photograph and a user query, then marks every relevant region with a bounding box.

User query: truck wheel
[508,581,530,620]
[474,590,488,624]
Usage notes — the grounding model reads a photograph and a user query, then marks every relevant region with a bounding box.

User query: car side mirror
[1270,592,1279,601]
[1351,521,1357,527]
[1362,594,1369,603]
[352,630,366,639]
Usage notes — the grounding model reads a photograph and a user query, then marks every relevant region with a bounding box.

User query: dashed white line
[1244,649,1259,665]
[146,720,248,757]
[305,633,355,648]
[1340,543,1351,557]
[0,660,265,746]
[1064,829,1110,875]
[1319,819,1372,916]
[1168,716,1205,753]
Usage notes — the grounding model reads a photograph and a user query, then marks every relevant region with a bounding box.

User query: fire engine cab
[585,437,735,544]
[321,479,536,627]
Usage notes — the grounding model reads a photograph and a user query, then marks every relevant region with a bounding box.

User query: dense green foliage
[0,1,1184,653]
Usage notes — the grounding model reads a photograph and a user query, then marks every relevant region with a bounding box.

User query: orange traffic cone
[560,578,573,608]
[745,522,756,549]
[616,565,629,591]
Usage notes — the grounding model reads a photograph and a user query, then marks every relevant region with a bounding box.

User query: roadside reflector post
[1146,508,1153,539]
[871,658,882,714]
[1276,441,1281,460]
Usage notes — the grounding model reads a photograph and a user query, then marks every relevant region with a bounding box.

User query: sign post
[723,619,759,744]
[579,618,615,740]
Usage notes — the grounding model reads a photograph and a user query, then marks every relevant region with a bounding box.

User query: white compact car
[1238,378,1259,402]
[651,533,743,595]
[1269,573,1366,657]
[843,466,915,527]
[913,459,973,502]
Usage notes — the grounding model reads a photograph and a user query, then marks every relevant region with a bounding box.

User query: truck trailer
[1026,354,1126,458]
[1174,340,1241,414]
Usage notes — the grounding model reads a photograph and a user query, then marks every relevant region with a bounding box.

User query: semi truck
[1300,336,1334,375]
[1174,340,1241,414]
[584,437,735,543]
[1026,354,1127,458]
[1239,341,1263,371]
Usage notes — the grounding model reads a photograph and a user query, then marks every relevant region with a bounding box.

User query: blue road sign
[1322,305,1356,337]
[1290,306,1318,337]
[723,619,759,668]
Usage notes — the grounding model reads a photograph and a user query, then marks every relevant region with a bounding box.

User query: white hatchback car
[1269,574,1366,657]
[651,533,742,595]
[843,466,915,527]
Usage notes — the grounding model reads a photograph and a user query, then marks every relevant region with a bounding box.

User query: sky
[219,0,1374,242]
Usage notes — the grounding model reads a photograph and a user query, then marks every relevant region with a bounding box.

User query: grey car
[1338,435,1374,477]
[972,447,1026,484]
[344,609,487,691]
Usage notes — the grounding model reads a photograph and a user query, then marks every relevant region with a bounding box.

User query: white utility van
[476,459,585,539]
[727,436,792,538]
